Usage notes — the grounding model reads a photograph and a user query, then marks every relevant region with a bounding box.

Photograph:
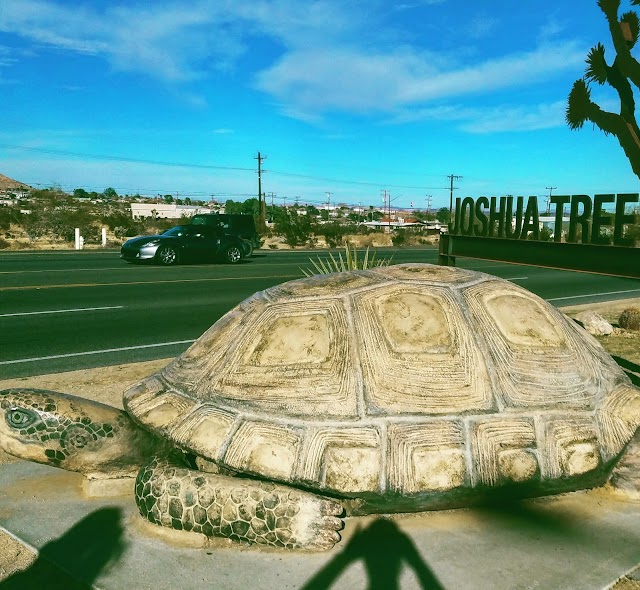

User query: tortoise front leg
[136,456,344,550]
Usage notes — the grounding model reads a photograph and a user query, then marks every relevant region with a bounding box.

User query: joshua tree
[567,0,640,178]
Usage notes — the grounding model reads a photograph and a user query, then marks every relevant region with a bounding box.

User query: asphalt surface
[1,247,639,379]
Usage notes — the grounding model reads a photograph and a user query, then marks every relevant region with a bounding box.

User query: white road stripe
[548,288,640,302]
[0,340,195,365]
[0,306,124,318]
[507,277,528,281]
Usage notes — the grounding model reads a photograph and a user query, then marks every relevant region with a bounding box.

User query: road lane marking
[0,340,196,365]
[548,288,640,302]
[507,277,528,281]
[0,274,299,291]
[0,306,123,318]
[0,267,132,274]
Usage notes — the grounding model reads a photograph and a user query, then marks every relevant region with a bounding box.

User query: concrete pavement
[1,461,640,589]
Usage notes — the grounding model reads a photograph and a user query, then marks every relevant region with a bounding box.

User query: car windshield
[162,227,188,237]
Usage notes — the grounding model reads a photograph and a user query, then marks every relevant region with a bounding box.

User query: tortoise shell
[123,264,640,509]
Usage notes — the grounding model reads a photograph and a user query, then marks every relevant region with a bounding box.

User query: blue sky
[1,0,639,210]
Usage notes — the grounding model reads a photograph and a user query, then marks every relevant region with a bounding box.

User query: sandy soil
[0,301,638,584]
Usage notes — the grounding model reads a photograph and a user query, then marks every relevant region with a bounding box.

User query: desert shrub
[318,222,348,248]
[274,211,316,247]
[391,230,406,246]
[0,237,9,249]
[619,308,640,331]
[301,243,393,276]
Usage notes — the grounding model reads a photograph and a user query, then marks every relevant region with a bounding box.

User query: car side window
[194,226,220,239]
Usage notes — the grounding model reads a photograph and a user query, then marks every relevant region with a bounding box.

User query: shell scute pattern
[123,264,640,501]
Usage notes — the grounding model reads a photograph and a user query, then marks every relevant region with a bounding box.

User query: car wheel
[156,246,179,266]
[242,241,254,257]
[224,245,243,264]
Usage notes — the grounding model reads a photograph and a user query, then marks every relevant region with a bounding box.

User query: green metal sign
[441,194,640,278]
[448,194,638,247]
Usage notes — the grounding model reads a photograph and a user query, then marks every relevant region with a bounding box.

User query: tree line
[0,188,447,249]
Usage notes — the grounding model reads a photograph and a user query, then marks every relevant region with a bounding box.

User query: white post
[74,228,81,250]
[102,227,107,248]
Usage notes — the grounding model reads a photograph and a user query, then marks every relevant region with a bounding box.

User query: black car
[120,225,245,265]
[190,213,260,257]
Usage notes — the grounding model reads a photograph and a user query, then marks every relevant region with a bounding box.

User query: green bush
[391,230,406,246]
[274,211,316,247]
[318,222,348,248]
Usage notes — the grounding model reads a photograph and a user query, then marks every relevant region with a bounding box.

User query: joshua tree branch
[598,0,640,88]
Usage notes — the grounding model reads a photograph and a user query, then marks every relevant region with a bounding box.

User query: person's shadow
[0,507,126,590]
[301,518,445,590]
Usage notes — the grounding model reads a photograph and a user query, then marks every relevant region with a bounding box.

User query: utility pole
[255,152,266,227]
[545,186,556,215]
[426,194,432,216]
[447,174,463,220]
[267,192,275,222]
[381,189,391,231]
[325,191,333,219]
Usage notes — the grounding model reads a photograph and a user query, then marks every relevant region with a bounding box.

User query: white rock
[575,311,614,336]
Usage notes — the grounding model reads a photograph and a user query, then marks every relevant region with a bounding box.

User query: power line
[1,143,447,192]
[545,186,557,215]
[1,144,254,172]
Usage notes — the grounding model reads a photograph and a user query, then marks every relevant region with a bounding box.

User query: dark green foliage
[273,210,317,247]
[436,207,450,224]
[225,198,260,216]
[391,230,406,246]
[318,222,349,248]
[102,187,118,200]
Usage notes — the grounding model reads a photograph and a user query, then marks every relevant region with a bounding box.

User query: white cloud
[0,0,589,133]
[0,0,250,81]
[459,101,567,133]
[256,41,585,118]
[387,100,568,133]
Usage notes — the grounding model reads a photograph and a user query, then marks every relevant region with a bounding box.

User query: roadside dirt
[561,298,640,366]
[0,301,638,583]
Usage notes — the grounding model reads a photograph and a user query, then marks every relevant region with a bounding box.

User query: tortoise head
[0,388,165,476]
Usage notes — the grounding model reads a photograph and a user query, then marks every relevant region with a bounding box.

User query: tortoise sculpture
[2,263,640,551]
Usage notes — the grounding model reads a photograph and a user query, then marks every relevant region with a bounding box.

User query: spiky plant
[567,0,640,179]
[300,243,393,276]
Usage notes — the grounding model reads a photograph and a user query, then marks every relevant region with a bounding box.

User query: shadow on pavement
[300,517,444,590]
[0,506,126,590]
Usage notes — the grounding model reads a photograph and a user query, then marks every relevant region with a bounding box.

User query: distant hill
[0,173,31,192]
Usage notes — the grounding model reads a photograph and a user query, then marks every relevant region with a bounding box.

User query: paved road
[1,248,639,379]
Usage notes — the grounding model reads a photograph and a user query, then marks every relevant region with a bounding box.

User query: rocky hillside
[0,173,30,191]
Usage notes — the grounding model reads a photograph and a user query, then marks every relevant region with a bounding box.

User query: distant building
[130,203,211,220]
[360,217,438,232]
